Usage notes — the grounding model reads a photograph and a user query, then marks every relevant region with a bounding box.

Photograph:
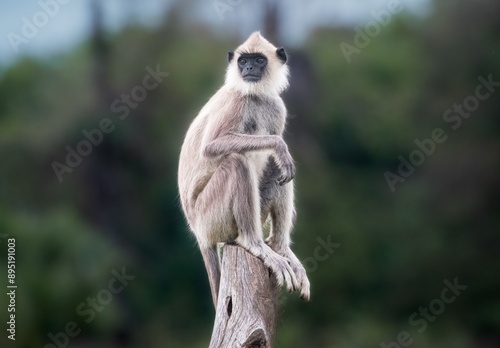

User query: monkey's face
[225,32,290,95]
[237,54,268,83]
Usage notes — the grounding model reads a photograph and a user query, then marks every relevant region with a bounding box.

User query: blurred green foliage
[0,0,499,347]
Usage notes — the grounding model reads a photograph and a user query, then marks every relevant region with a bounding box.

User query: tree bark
[209,245,278,348]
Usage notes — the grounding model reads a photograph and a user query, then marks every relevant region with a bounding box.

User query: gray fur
[178,32,310,306]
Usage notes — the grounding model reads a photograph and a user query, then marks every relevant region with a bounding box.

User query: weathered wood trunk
[209,245,278,348]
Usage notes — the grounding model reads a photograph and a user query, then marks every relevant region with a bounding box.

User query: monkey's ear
[227,51,235,63]
[276,47,287,63]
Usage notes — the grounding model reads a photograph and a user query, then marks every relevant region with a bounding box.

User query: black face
[237,54,268,82]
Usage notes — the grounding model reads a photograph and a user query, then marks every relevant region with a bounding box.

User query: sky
[0,0,430,67]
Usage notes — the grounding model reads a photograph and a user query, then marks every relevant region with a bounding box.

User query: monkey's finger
[278,172,292,185]
[282,269,294,293]
[274,257,297,292]
[273,259,291,291]
[275,272,285,288]
[299,277,311,301]
[284,268,298,293]
[283,259,298,292]
[284,169,293,181]
[279,179,289,186]
[284,262,300,293]
[301,284,311,301]
[290,270,300,291]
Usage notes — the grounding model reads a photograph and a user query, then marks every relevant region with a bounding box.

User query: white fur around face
[225,32,289,96]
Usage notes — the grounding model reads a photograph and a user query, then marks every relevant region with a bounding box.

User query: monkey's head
[225,32,289,95]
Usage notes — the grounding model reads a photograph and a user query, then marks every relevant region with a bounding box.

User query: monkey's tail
[200,246,221,308]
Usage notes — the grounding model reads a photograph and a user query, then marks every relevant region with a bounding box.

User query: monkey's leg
[216,154,299,292]
[263,175,311,301]
[193,154,298,303]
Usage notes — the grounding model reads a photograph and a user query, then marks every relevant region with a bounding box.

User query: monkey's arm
[203,133,294,185]
[203,133,280,156]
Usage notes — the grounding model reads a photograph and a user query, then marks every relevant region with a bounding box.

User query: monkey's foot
[264,239,311,301]
[236,241,300,294]
[281,248,311,301]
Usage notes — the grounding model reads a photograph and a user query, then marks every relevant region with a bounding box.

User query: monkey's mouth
[242,75,261,82]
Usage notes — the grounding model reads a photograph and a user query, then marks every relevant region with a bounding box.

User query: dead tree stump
[209,244,278,348]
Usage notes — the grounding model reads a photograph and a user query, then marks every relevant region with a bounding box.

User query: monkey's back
[178,87,237,224]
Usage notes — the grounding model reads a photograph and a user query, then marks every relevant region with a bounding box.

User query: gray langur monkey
[178,32,310,305]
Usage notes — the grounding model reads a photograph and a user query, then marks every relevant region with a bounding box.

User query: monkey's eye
[257,58,265,64]
[239,58,247,64]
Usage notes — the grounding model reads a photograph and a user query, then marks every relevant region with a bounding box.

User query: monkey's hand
[274,138,295,185]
